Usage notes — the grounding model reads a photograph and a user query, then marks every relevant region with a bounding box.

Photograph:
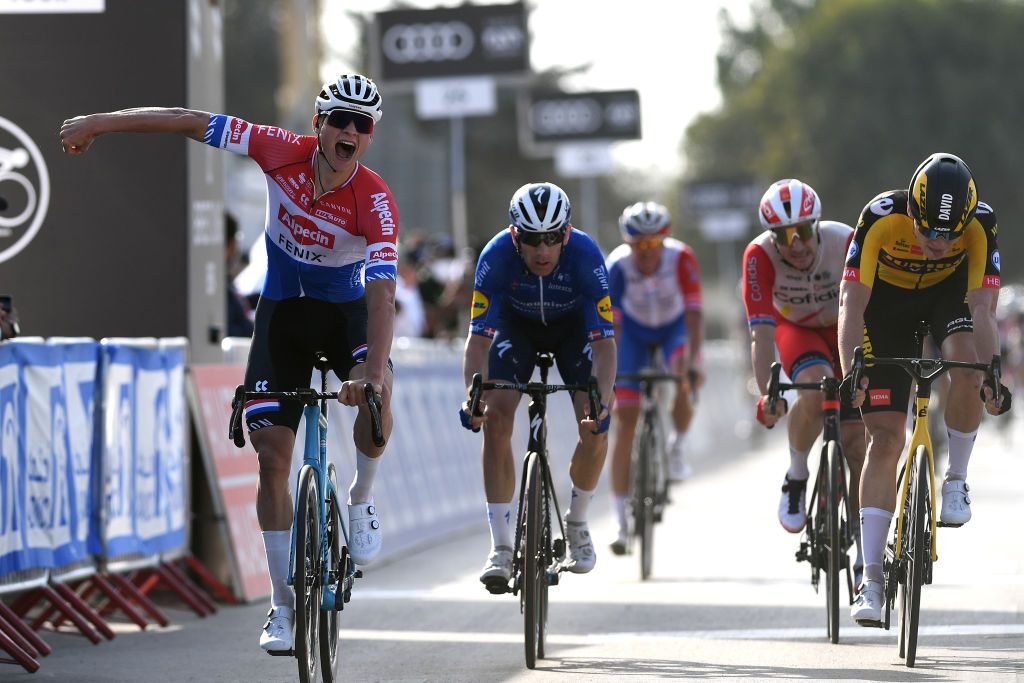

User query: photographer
[0,295,20,340]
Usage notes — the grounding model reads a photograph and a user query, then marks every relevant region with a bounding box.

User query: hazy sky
[324,0,754,177]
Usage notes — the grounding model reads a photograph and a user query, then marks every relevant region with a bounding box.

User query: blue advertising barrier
[0,340,99,576]
[99,340,188,560]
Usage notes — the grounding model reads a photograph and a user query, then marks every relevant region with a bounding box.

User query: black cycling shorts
[243,296,391,433]
[486,311,594,390]
[860,263,972,415]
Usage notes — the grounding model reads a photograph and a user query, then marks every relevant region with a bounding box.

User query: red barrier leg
[0,618,40,674]
[89,574,148,630]
[184,555,236,604]
[0,611,39,658]
[163,562,217,614]
[49,579,91,631]
[38,586,101,644]
[0,601,50,656]
[106,574,169,628]
[152,565,210,617]
[53,584,115,641]
[10,589,43,618]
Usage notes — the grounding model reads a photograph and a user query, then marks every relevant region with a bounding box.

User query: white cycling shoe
[940,479,972,526]
[609,526,628,556]
[480,545,514,594]
[668,436,692,482]
[564,521,597,574]
[348,502,382,565]
[259,606,294,652]
[851,579,884,627]
[778,475,808,533]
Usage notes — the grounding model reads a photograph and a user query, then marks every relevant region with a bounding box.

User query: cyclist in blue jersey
[458,182,617,591]
[61,74,397,652]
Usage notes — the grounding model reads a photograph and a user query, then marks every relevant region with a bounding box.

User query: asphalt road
[6,416,1023,682]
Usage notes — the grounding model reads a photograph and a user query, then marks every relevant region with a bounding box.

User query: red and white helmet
[758,179,821,231]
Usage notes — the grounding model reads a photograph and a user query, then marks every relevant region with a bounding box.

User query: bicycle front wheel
[319,463,342,683]
[523,452,543,669]
[636,418,656,581]
[826,441,842,644]
[294,465,322,683]
[901,445,929,667]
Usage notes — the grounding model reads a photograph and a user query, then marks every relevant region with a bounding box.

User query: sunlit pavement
[8,415,1022,682]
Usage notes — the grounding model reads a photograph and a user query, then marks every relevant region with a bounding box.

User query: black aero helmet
[908,153,978,238]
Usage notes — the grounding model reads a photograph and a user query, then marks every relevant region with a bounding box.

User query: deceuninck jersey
[469,228,615,342]
[204,115,399,302]
[606,237,702,328]
[742,221,854,329]
[843,189,1000,292]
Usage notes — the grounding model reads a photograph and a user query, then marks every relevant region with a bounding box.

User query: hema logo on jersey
[278,206,335,249]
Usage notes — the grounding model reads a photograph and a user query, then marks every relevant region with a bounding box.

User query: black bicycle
[848,341,1002,667]
[616,369,679,580]
[468,352,600,670]
[229,355,384,683]
[767,363,858,643]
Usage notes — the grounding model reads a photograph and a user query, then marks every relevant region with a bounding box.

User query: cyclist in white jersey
[741,179,865,578]
[61,74,398,653]
[605,202,704,553]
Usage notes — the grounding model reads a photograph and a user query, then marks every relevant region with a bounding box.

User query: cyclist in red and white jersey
[605,202,704,554]
[742,179,865,574]
[61,73,397,653]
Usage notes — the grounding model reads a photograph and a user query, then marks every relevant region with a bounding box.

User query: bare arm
[838,279,871,376]
[590,337,617,411]
[364,279,396,390]
[968,287,999,364]
[60,107,211,154]
[462,332,492,389]
[685,309,704,375]
[749,323,777,395]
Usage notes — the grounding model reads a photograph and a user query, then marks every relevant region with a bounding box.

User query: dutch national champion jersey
[469,228,615,342]
[606,237,702,328]
[742,221,853,328]
[204,114,399,302]
[843,190,1000,292]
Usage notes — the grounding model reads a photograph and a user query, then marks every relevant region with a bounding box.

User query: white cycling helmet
[758,178,821,231]
[619,201,671,241]
[315,74,383,122]
[509,182,572,233]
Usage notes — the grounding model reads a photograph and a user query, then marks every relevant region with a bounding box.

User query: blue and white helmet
[619,201,671,240]
[509,182,572,233]
[315,74,383,122]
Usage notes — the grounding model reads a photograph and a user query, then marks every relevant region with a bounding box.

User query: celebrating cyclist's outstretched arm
[60,107,210,152]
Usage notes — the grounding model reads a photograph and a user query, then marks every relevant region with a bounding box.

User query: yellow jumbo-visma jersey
[843,190,1000,291]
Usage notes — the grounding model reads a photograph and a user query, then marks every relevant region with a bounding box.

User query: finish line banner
[99,342,187,559]
[0,340,99,575]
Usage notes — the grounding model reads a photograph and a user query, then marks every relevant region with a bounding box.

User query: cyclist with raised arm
[742,179,866,571]
[840,153,1010,625]
[458,182,616,592]
[605,202,704,554]
[61,74,398,652]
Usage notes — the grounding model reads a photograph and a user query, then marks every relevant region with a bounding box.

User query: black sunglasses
[516,228,565,247]
[323,110,374,134]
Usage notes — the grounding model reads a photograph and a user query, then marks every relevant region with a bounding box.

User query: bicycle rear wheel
[523,452,543,669]
[636,417,656,580]
[826,441,842,644]
[319,463,342,683]
[294,465,322,683]
[901,446,929,667]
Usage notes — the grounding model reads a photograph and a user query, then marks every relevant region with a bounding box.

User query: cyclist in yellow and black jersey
[839,153,1010,626]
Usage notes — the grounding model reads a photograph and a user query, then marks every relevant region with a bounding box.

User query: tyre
[523,452,542,669]
[319,463,342,683]
[826,441,842,644]
[294,465,321,683]
[902,446,929,667]
[537,464,550,660]
[636,418,656,580]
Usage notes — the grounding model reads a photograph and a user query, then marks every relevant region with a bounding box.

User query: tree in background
[683,0,1024,285]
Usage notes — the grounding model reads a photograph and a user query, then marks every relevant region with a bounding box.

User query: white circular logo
[0,116,50,264]
[869,197,893,217]
[847,239,859,261]
[992,250,1000,272]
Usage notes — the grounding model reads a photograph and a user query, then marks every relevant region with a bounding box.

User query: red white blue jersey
[606,238,703,328]
[742,220,853,328]
[204,114,399,302]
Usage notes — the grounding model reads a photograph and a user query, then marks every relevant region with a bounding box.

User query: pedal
[854,619,884,629]
[482,578,509,595]
[265,649,295,657]
[936,521,963,528]
[354,569,364,578]
[547,572,560,586]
